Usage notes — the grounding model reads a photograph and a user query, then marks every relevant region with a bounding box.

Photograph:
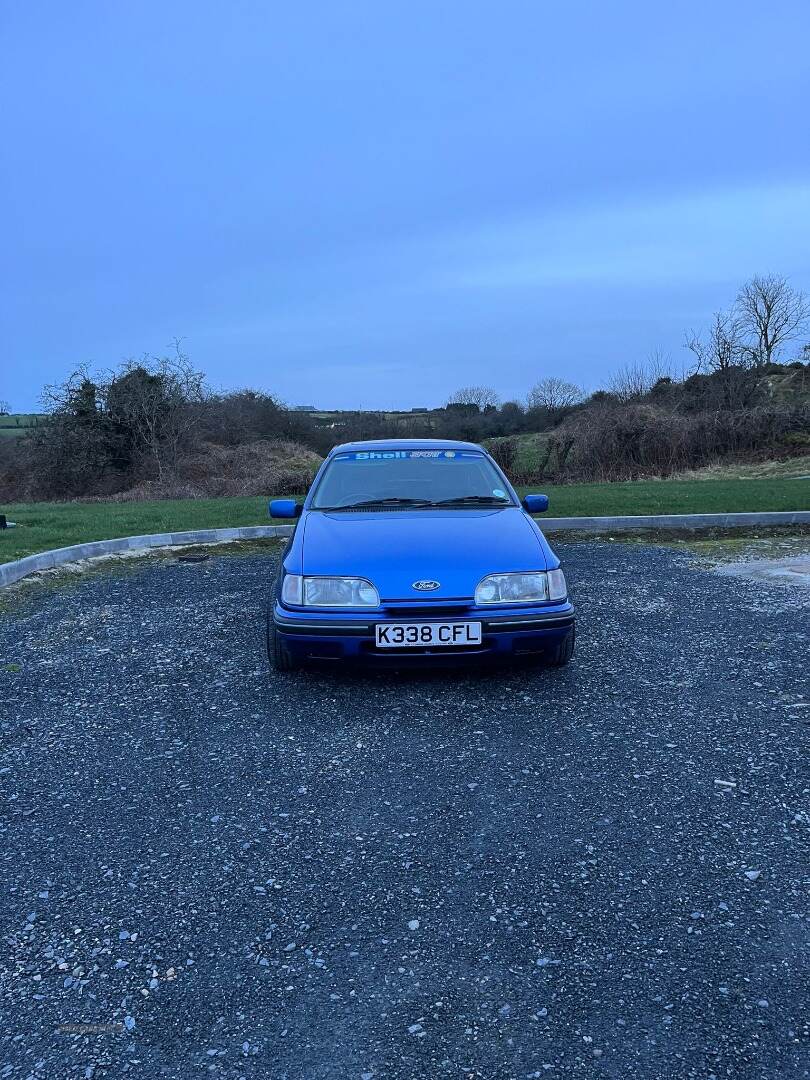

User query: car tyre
[266,613,298,672]
[545,627,575,667]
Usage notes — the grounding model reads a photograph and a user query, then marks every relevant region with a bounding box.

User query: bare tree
[526,377,584,414]
[40,365,100,416]
[607,362,641,402]
[647,348,677,382]
[0,400,10,415]
[685,310,746,373]
[28,367,118,496]
[446,385,501,410]
[604,351,676,402]
[735,274,810,367]
[104,344,206,481]
[606,362,648,402]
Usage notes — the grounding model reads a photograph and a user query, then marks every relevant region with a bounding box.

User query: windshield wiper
[317,495,512,511]
[318,497,435,510]
[429,495,512,507]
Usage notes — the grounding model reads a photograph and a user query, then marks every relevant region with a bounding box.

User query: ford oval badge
[412,580,441,591]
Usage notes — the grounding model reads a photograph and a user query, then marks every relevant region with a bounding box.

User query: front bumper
[271,600,575,664]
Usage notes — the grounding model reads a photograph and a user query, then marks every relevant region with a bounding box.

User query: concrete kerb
[540,511,810,532]
[1,512,808,589]
[0,524,295,589]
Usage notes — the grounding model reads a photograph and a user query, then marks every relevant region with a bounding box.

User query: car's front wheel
[266,613,298,672]
[545,627,575,667]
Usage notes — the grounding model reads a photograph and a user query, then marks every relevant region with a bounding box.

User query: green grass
[0,413,43,438]
[1,476,808,563]
[0,497,295,562]
[532,477,809,517]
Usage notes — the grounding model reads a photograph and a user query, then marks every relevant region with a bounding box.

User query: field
[1,476,808,562]
[0,413,42,438]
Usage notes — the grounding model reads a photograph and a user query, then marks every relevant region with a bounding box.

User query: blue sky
[2,1,809,411]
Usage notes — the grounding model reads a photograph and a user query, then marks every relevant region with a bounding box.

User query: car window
[311,449,514,509]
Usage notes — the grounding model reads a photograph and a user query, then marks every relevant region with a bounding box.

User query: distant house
[293,405,317,412]
[410,407,428,413]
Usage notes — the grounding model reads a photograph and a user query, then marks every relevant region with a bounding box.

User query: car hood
[298,507,548,601]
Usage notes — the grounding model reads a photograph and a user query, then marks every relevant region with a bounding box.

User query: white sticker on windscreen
[337,450,482,461]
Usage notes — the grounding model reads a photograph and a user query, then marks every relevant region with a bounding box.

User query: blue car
[266,439,575,670]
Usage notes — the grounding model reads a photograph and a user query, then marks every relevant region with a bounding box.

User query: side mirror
[269,499,301,519]
[522,494,549,514]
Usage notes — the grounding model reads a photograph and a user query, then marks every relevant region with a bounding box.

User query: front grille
[380,605,473,618]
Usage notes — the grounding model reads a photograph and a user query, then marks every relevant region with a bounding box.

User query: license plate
[374,621,483,648]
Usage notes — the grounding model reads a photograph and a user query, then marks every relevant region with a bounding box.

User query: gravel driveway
[1,542,808,1080]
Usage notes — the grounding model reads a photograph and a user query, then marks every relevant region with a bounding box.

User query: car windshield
[311,449,514,510]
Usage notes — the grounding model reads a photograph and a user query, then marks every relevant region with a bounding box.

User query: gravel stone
[0,542,807,1078]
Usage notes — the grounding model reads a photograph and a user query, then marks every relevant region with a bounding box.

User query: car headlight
[475,569,567,604]
[281,574,380,608]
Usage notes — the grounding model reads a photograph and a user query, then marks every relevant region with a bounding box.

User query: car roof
[330,438,484,454]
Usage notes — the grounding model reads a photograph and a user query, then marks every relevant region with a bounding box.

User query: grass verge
[1,477,808,562]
